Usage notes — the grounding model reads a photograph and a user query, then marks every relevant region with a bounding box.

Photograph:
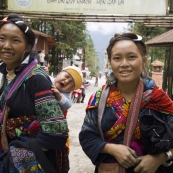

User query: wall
[151,71,163,89]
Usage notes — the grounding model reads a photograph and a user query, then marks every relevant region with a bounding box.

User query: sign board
[8,0,167,15]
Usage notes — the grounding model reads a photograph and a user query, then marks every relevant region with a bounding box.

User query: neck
[6,62,20,71]
[117,79,140,101]
[6,68,14,73]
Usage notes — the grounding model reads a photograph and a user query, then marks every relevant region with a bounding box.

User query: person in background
[38,50,45,66]
[99,71,102,79]
[94,74,98,87]
[79,32,173,173]
[0,13,69,172]
[80,80,86,103]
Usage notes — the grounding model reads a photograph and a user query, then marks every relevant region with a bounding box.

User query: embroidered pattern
[4,115,41,138]
[107,124,125,139]
[35,92,68,134]
[95,88,102,106]
[40,121,68,134]
[104,86,140,141]
[10,146,44,173]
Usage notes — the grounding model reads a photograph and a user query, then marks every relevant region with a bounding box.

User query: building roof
[145,29,173,47]
[32,29,57,47]
[151,60,164,66]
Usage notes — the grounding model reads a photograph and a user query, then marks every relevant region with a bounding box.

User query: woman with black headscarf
[0,13,68,172]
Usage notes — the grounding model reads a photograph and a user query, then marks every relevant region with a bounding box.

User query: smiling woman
[0,23,28,71]
[79,32,173,173]
[0,13,69,173]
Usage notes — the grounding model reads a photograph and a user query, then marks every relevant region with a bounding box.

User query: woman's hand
[134,154,164,173]
[101,144,139,169]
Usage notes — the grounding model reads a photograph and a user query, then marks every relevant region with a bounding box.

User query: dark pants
[81,88,85,102]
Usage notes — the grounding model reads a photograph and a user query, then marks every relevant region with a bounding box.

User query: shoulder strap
[29,138,58,173]
[0,59,38,123]
[0,59,38,152]
[25,67,51,82]
[123,80,144,146]
[119,80,144,173]
[97,85,110,140]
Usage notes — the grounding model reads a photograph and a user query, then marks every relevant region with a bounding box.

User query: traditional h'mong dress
[79,79,173,173]
[0,55,69,173]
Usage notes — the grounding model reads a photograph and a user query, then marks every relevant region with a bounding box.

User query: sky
[85,22,129,72]
[86,22,129,36]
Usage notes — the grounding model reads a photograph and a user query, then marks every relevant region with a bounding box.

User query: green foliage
[27,18,100,76]
[129,23,166,40]
[128,23,167,73]
[85,35,99,76]
[27,19,54,35]
[53,21,87,57]
[27,19,87,59]
[128,23,167,63]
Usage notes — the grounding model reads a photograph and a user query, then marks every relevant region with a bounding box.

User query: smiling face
[0,23,27,71]
[110,40,146,85]
[54,71,75,93]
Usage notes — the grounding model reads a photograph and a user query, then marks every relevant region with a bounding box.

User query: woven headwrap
[1,16,29,33]
[1,14,35,49]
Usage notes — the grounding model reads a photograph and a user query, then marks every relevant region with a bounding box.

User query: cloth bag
[0,136,58,173]
[139,113,173,154]
[98,163,119,173]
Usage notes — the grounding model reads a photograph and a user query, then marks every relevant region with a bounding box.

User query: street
[67,76,106,173]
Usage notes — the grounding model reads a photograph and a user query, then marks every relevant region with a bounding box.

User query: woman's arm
[79,106,139,168]
[27,75,68,150]
[79,108,107,165]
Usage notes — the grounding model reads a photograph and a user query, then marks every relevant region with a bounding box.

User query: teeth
[3,53,13,57]
[121,71,130,74]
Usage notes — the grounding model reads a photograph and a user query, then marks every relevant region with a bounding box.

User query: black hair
[106,32,148,79]
[106,32,147,62]
[0,13,35,50]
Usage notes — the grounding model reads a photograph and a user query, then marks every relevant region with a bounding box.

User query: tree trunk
[162,48,169,91]
[167,47,173,98]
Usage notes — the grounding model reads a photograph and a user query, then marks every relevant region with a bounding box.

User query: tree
[27,19,88,73]
[85,35,99,76]
[53,21,87,57]
[128,23,173,99]
[128,23,167,72]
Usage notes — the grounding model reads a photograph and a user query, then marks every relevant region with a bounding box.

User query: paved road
[67,76,106,173]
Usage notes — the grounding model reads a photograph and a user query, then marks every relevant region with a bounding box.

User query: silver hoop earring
[142,66,148,78]
[106,69,116,85]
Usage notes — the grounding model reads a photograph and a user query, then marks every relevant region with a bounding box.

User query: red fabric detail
[35,90,52,97]
[86,93,96,110]
[63,110,68,117]
[141,86,173,114]
[86,84,106,110]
